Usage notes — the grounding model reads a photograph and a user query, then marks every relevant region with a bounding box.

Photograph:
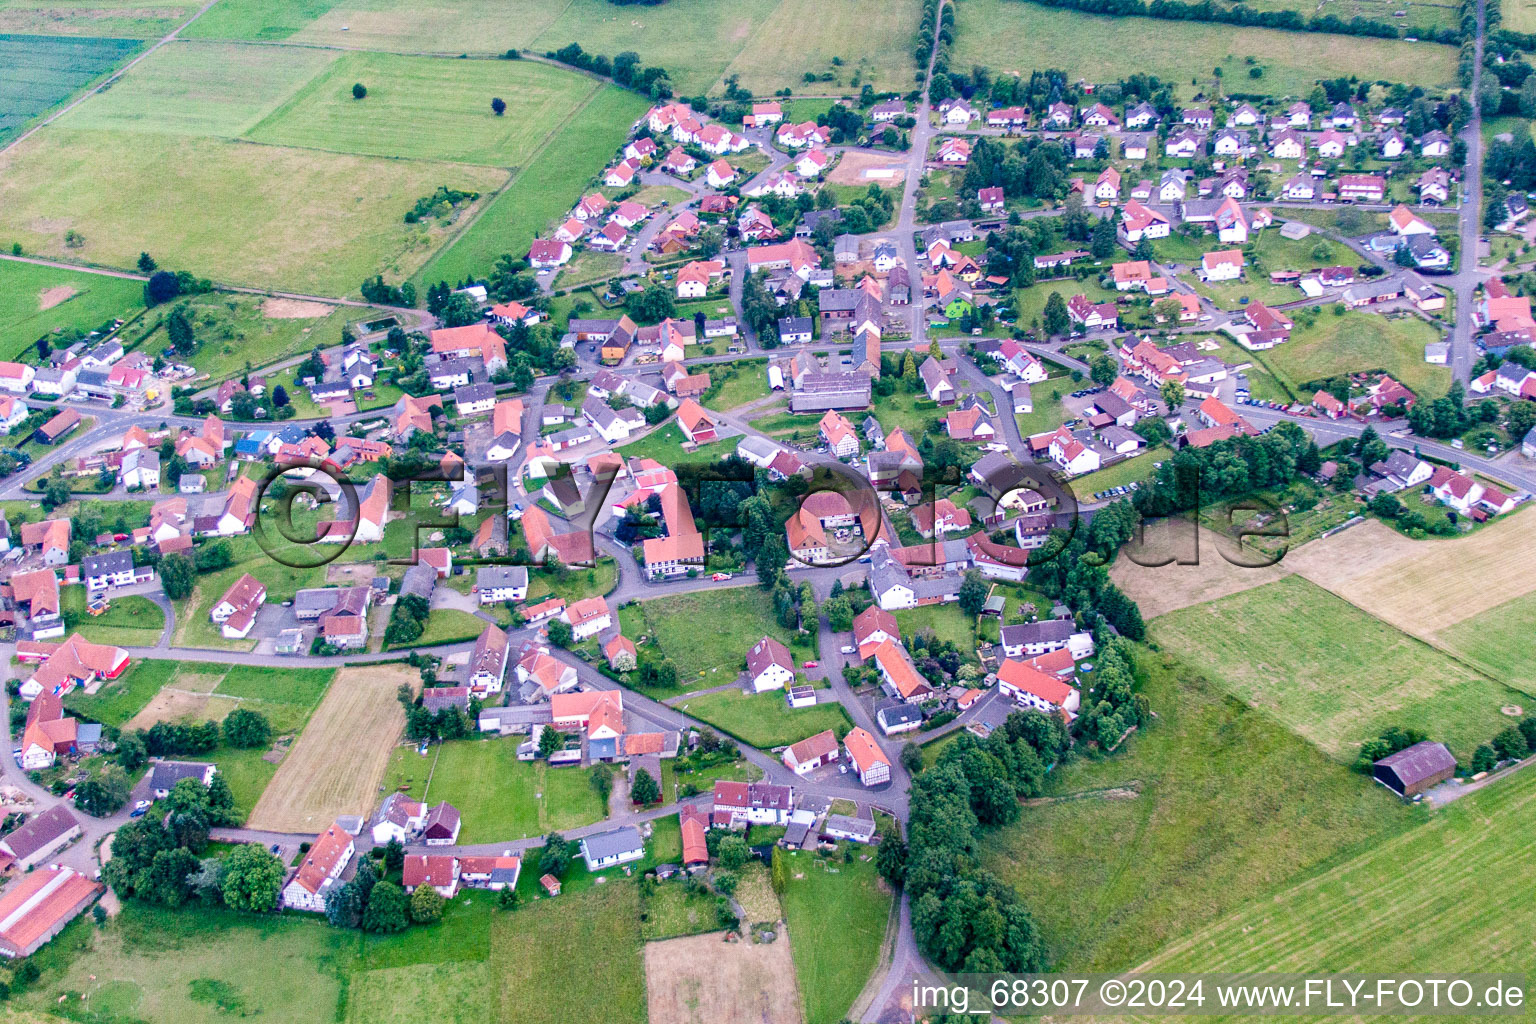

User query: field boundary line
[421,742,442,802]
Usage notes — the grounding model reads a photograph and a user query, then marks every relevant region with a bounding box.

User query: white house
[579,826,646,871]
[745,635,796,692]
[281,823,354,912]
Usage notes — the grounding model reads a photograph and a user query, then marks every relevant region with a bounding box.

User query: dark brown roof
[1375,741,1457,788]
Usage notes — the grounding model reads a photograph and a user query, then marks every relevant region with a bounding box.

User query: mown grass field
[953,0,1458,98]
[160,293,353,382]
[778,845,893,1024]
[0,127,507,297]
[57,40,337,138]
[64,657,178,727]
[413,84,647,287]
[1125,763,1536,1009]
[382,737,606,842]
[0,257,146,360]
[248,52,598,166]
[680,688,852,750]
[1261,309,1451,399]
[0,32,140,143]
[1435,590,1536,694]
[247,663,413,832]
[1149,575,1525,761]
[981,653,1413,971]
[0,0,201,36]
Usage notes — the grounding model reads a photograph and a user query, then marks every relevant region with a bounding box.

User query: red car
[802,661,818,669]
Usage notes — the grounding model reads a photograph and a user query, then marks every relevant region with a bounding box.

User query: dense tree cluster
[892,711,1069,971]
[548,44,673,99]
[1026,498,1146,641]
[104,778,255,909]
[1134,422,1320,521]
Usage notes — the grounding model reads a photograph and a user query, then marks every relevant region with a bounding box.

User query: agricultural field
[246,663,415,832]
[247,52,599,166]
[623,588,814,692]
[0,127,507,297]
[1436,590,1536,693]
[1150,575,1527,760]
[413,84,647,288]
[644,930,804,1024]
[1504,0,1536,32]
[59,586,165,646]
[680,688,852,750]
[778,845,892,1024]
[56,40,339,138]
[64,657,178,728]
[982,653,1414,972]
[0,33,140,144]
[952,0,1458,98]
[0,0,202,36]
[0,258,146,361]
[382,737,606,842]
[1261,309,1451,399]
[1282,512,1536,641]
[1127,763,1536,1006]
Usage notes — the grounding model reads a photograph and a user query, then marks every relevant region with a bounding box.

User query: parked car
[803,661,818,669]
[840,645,855,654]
[711,572,731,581]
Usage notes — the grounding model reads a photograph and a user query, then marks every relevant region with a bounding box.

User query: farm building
[1373,741,1457,797]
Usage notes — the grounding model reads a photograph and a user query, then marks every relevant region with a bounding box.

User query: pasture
[1149,575,1526,760]
[1261,309,1451,399]
[0,259,146,361]
[414,84,647,287]
[120,661,335,736]
[248,52,598,166]
[1126,764,1536,1008]
[0,0,201,37]
[64,657,178,727]
[0,127,507,297]
[0,32,140,144]
[382,737,605,842]
[246,663,415,832]
[644,930,804,1024]
[57,40,338,138]
[952,0,1458,98]
[778,846,892,1024]
[982,653,1411,971]
[1436,591,1536,693]
[680,688,852,750]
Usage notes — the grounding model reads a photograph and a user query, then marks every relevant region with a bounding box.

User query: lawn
[0,32,141,145]
[63,657,178,727]
[60,584,165,646]
[0,258,147,361]
[0,127,508,297]
[980,650,1413,972]
[1068,447,1168,498]
[523,558,619,604]
[702,359,771,413]
[387,608,488,649]
[952,0,1458,99]
[894,602,977,653]
[778,844,893,1024]
[1435,590,1536,693]
[1014,276,1118,333]
[57,40,338,139]
[625,588,812,692]
[678,688,852,750]
[614,421,739,466]
[382,737,606,842]
[150,292,354,382]
[413,85,647,288]
[1130,761,1536,1002]
[555,251,624,290]
[1150,575,1527,762]
[1263,309,1452,400]
[248,52,598,167]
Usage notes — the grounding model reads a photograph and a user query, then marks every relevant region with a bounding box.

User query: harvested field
[825,148,906,187]
[1286,512,1536,635]
[246,663,416,832]
[643,931,803,1024]
[1110,520,1292,620]
[125,686,217,731]
[261,296,334,318]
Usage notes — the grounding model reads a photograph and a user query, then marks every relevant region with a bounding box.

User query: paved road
[1451,0,1490,387]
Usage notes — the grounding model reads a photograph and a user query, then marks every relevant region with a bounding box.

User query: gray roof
[454,382,497,406]
[876,703,924,729]
[1000,618,1076,647]
[1375,740,1457,787]
[400,562,437,601]
[823,813,876,840]
[778,316,813,336]
[82,551,133,576]
[580,825,645,861]
[818,289,862,314]
[295,587,344,615]
[150,761,210,792]
[1092,391,1135,420]
[477,565,528,590]
[0,804,78,860]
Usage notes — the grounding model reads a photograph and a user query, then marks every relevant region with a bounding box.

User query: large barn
[1372,741,1457,797]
